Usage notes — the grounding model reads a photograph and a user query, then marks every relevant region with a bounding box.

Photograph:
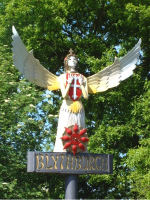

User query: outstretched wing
[87,39,141,93]
[12,26,60,91]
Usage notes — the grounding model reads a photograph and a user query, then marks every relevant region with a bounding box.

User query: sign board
[27,152,113,174]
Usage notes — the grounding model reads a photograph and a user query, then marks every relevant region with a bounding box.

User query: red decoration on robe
[61,124,89,156]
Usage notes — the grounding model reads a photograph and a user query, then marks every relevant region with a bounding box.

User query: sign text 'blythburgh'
[27,152,113,174]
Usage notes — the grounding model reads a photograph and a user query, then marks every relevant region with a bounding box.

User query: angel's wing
[12,26,60,91]
[87,39,141,93]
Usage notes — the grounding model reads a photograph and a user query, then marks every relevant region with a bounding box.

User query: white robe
[53,74,86,152]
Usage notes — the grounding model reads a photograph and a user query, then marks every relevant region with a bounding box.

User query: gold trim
[66,100,83,113]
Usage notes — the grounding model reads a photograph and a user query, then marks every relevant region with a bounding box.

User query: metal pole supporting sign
[65,175,78,199]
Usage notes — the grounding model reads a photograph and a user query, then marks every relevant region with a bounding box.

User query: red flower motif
[61,124,89,156]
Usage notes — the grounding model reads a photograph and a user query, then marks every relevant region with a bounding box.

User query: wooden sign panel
[27,152,113,174]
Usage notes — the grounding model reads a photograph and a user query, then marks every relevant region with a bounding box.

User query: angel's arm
[59,75,72,98]
[81,79,88,99]
[79,76,88,99]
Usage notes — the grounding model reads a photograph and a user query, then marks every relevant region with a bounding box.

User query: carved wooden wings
[12,26,141,94]
[12,26,60,91]
[87,39,141,93]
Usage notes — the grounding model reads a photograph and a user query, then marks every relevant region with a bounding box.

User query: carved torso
[66,73,82,101]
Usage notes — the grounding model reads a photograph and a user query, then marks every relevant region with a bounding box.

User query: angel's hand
[68,76,74,84]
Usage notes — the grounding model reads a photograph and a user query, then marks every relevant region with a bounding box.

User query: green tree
[0,0,149,199]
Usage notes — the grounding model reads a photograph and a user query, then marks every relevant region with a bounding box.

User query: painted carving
[61,124,88,155]
[12,26,141,154]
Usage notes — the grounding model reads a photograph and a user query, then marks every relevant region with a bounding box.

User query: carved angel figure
[12,26,141,152]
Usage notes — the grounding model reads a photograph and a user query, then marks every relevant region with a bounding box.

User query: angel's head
[64,49,78,72]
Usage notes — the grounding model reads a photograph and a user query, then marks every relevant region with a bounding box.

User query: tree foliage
[0,0,150,199]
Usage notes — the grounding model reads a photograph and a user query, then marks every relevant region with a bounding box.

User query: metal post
[65,175,78,199]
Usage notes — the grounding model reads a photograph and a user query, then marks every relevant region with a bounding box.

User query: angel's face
[67,56,78,70]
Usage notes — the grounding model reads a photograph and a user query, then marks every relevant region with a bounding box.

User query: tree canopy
[0,0,150,199]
